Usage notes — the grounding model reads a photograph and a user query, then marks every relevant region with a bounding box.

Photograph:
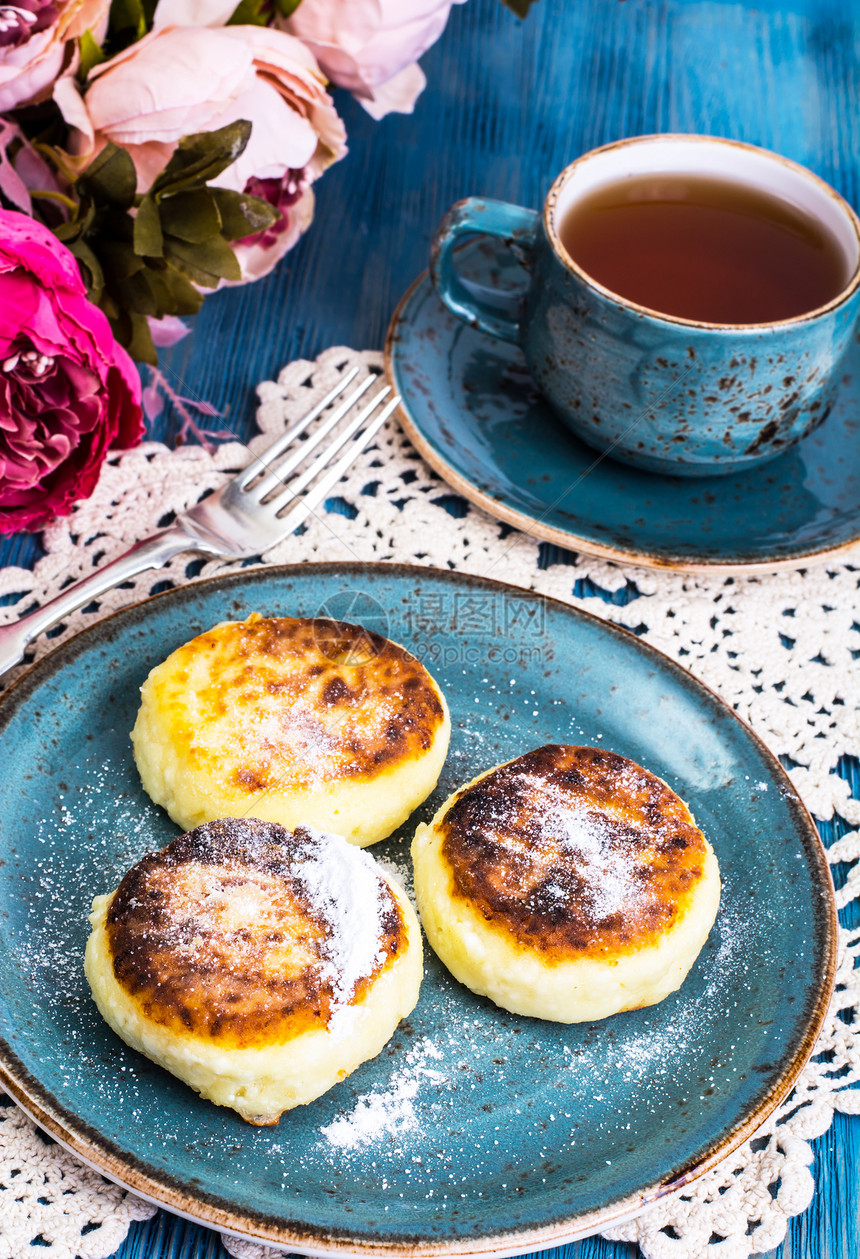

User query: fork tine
[237,366,362,491]
[270,396,400,535]
[252,375,380,501]
[266,386,392,512]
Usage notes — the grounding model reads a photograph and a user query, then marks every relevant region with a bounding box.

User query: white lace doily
[0,346,857,1259]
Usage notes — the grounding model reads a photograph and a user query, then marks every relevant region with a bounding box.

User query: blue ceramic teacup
[430,135,860,477]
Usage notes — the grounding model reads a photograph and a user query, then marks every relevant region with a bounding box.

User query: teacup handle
[430,198,540,345]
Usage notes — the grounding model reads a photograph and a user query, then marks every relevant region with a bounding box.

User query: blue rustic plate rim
[0,562,838,1255]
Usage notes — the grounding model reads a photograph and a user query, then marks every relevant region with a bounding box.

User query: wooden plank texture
[0,0,857,1256]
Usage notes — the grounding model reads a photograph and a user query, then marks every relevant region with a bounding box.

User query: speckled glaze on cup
[430,135,860,477]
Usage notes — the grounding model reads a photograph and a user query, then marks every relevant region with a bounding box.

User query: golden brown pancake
[412,745,720,1022]
[85,818,423,1123]
[131,614,451,845]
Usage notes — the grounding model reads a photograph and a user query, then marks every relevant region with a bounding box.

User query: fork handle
[0,524,213,679]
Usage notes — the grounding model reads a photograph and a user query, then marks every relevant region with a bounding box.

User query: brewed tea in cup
[431,135,860,477]
[557,172,848,325]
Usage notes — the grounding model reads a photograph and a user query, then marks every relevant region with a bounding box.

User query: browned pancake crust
[171,615,445,794]
[106,818,405,1049]
[440,745,707,960]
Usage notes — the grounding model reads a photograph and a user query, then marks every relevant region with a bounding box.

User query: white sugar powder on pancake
[152,819,393,1031]
[412,745,721,1024]
[518,774,640,921]
[85,816,424,1124]
[472,770,645,923]
[237,706,342,785]
[131,614,452,846]
[292,825,387,1030]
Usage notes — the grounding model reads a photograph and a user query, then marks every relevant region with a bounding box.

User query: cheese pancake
[85,818,423,1124]
[131,614,450,845]
[412,745,720,1022]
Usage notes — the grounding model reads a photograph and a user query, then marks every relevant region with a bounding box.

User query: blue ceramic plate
[385,241,860,571]
[0,564,835,1255]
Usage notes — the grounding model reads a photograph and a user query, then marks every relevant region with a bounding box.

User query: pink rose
[0,0,110,111]
[282,0,467,118]
[0,210,143,534]
[55,18,347,281]
[0,116,61,215]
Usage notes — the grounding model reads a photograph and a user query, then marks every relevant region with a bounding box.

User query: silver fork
[0,368,399,679]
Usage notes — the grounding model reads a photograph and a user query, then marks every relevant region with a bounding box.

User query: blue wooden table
[1,1,858,1256]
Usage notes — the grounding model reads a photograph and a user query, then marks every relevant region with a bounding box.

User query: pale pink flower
[282,0,467,118]
[150,0,234,25]
[0,116,61,214]
[54,20,347,280]
[0,0,109,111]
[146,315,190,348]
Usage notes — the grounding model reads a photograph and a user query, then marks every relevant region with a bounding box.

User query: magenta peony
[0,210,143,534]
[54,8,347,282]
[282,0,467,118]
[0,0,110,111]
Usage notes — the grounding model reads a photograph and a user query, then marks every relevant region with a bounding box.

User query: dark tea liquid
[558,173,848,323]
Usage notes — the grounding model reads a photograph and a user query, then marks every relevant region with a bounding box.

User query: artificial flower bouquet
[0,0,533,531]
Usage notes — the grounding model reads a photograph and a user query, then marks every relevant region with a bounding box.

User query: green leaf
[78,28,105,80]
[139,266,173,314]
[106,302,130,340]
[126,310,157,365]
[116,269,161,318]
[227,0,269,25]
[498,0,538,15]
[160,265,205,315]
[210,187,280,240]
[109,0,147,41]
[274,0,303,15]
[152,122,252,199]
[102,206,135,242]
[99,237,145,281]
[47,116,258,363]
[116,264,200,324]
[54,217,83,244]
[133,194,163,256]
[158,189,221,243]
[79,143,137,210]
[164,234,242,287]
[68,240,105,300]
[107,0,157,53]
[134,266,180,317]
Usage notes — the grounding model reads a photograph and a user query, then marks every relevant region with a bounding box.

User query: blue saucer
[0,565,835,1254]
[386,240,860,570]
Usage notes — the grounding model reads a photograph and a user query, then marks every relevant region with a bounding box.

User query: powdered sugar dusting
[180,617,443,794]
[320,1037,444,1150]
[524,774,640,921]
[377,855,416,911]
[242,704,343,776]
[0,647,800,1237]
[458,766,655,926]
[442,747,709,945]
[106,817,395,1037]
[321,1077,421,1149]
[226,693,402,788]
[293,825,388,1026]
